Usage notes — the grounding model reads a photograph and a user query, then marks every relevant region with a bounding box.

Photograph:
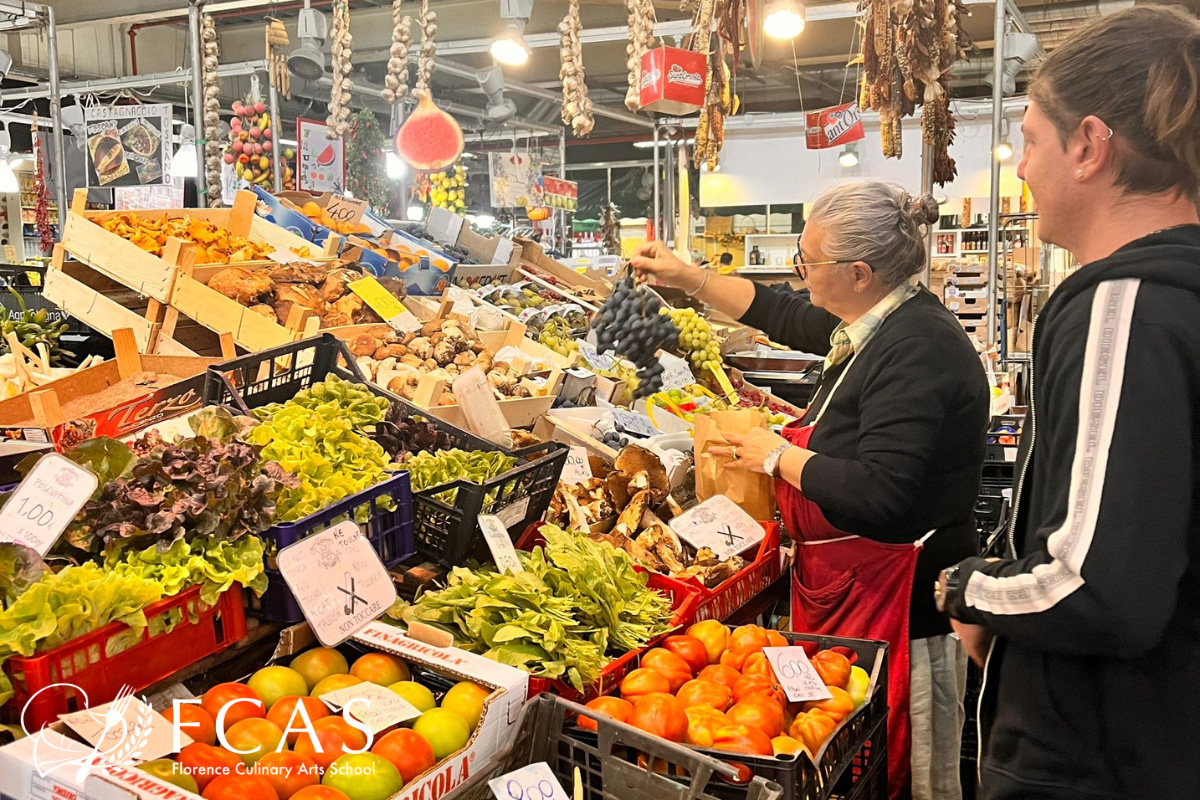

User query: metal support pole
[268,82,283,193]
[652,123,661,240]
[606,167,612,205]
[919,140,935,287]
[664,134,675,245]
[986,3,1006,349]
[45,6,67,218]
[558,127,568,255]
[188,0,207,206]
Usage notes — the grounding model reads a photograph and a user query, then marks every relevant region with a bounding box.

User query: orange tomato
[576,696,634,732]
[628,693,688,743]
[163,703,217,747]
[676,679,732,712]
[771,734,810,758]
[711,724,774,757]
[803,686,856,722]
[202,773,279,800]
[728,625,771,654]
[176,743,242,792]
[225,718,285,766]
[685,620,729,665]
[202,683,265,733]
[293,717,369,772]
[789,710,838,753]
[726,696,785,738]
[290,788,351,800]
[697,664,741,691]
[640,649,692,692]
[254,751,319,800]
[732,674,786,707]
[619,668,671,701]
[373,728,437,784]
[683,706,728,748]
[662,635,709,675]
[740,652,775,682]
[811,650,852,690]
[267,696,331,744]
[765,630,789,648]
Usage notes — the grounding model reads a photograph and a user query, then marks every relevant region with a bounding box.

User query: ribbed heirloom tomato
[697,664,741,691]
[628,693,688,742]
[732,674,786,706]
[789,710,838,753]
[640,648,692,692]
[720,626,771,670]
[811,650,852,689]
[685,620,729,664]
[202,773,280,800]
[176,743,243,792]
[676,679,732,712]
[683,706,728,747]
[802,687,855,722]
[740,652,775,682]
[726,696,785,738]
[576,696,634,732]
[619,667,671,701]
[662,635,709,675]
[712,724,773,757]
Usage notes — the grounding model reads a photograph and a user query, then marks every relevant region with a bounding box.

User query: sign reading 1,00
[12,496,55,527]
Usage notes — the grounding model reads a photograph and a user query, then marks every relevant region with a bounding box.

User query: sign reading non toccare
[0,454,98,555]
[668,494,765,560]
[277,520,398,647]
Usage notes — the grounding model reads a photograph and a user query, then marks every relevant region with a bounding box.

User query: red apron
[779,412,923,799]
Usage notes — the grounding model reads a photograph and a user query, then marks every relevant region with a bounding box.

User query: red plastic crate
[515,524,699,703]
[4,583,247,732]
[653,521,782,623]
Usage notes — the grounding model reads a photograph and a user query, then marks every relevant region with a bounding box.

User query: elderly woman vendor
[632,181,989,800]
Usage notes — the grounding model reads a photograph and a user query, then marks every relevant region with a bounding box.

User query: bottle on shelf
[749,245,761,266]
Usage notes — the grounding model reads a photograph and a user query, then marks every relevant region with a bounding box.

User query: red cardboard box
[639,46,707,115]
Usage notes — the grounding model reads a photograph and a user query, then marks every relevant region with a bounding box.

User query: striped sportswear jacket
[944,224,1200,800]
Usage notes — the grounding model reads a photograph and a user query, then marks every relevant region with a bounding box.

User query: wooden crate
[58,188,320,303]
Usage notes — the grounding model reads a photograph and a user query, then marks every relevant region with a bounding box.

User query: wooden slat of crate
[170,271,319,353]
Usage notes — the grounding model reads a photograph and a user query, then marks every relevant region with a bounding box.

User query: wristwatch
[762,443,792,478]
[934,565,961,614]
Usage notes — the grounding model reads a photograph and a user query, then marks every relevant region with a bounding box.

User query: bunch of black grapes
[592,276,678,400]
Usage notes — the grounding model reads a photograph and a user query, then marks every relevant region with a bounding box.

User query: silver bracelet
[686,268,710,297]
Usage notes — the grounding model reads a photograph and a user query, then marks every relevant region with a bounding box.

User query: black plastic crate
[445,693,785,800]
[204,333,567,569]
[564,632,888,800]
[0,265,79,331]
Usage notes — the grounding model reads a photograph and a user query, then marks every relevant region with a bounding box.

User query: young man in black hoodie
[937,7,1200,799]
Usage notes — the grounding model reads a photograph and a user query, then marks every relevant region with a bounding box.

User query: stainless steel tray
[727,350,822,373]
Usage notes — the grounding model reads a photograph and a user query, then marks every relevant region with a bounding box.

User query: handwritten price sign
[0,453,97,555]
[325,195,368,225]
[763,646,833,702]
[488,762,570,800]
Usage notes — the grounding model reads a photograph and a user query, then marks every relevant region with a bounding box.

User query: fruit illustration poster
[489,151,542,209]
[297,117,345,192]
[83,103,171,187]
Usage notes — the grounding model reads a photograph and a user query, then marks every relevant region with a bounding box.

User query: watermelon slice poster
[297,117,346,192]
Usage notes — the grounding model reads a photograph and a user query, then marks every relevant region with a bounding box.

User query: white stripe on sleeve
[963,278,1140,615]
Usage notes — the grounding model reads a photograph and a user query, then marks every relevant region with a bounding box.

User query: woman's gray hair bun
[808,181,939,288]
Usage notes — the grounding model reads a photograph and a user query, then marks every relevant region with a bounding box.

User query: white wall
[700,104,1027,207]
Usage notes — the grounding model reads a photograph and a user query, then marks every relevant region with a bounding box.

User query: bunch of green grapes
[663,306,722,374]
[538,318,580,358]
[599,361,640,393]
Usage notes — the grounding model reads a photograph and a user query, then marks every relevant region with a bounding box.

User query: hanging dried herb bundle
[32,115,53,256]
[559,0,595,136]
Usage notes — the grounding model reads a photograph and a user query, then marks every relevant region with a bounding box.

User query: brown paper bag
[693,409,776,520]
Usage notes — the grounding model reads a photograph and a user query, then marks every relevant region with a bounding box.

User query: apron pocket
[792,565,855,628]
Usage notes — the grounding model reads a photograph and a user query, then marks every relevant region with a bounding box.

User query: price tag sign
[60,697,183,764]
[668,494,765,560]
[710,363,740,403]
[494,495,531,529]
[561,446,593,484]
[488,762,570,800]
[3,245,17,263]
[478,514,524,574]
[658,352,695,391]
[319,682,422,733]
[349,277,421,332]
[0,453,97,555]
[610,409,658,439]
[763,646,834,702]
[277,521,398,647]
[578,341,616,371]
[325,195,369,225]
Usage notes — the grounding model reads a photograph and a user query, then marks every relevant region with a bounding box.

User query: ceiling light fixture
[632,137,697,149]
[477,65,518,124]
[491,19,531,66]
[172,123,199,179]
[764,0,806,40]
[288,0,329,80]
[838,143,859,168]
[995,118,1014,161]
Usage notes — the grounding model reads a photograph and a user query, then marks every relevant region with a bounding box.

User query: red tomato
[576,696,634,732]
[293,716,369,772]
[726,696,785,738]
[676,679,732,712]
[202,683,265,733]
[266,696,331,744]
[372,728,437,783]
[685,620,730,664]
[732,674,786,707]
[740,652,775,682]
[163,703,217,747]
[254,751,319,800]
[176,743,242,792]
[202,773,280,800]
[662,635,709,675]
[811,650,852,689]
[628,693,688,743]
[619,668,670,701]
[712,724,774,757]
[697,664,741,691]
[789,710,838,753]
[290,788,351,800]
[640,649,692,692]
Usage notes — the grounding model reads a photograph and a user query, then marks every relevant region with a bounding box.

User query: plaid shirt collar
[825,279,921,369]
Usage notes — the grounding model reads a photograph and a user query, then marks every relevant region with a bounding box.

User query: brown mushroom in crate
[328,293,369,325]
[615,445,671,503]
[273,284,326,325]
[378,276,407,300]
[432,340,456,366]
[453,352,473,367]
[209,267,275,305]
[348,333,383,358]
[320,268,364,303]
[374,344,408,360]
[247,304,277,320]
[263,262,334,285]
[408,337,434,361]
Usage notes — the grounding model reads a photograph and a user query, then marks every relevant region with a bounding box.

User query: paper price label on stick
[561,446,593,484]
[277,521,398,647]
[325,195,369,225]
[478,514,524,574]
[0,453,97,555]
[489,762,570,800]
[658,352,695,391]
[610,409,658,439]
[578,341,616,371]
[668,494,765,560]
[349,277,421,332]
[60,696,183,764]
[319,682,422,733]
[763,646,834,702]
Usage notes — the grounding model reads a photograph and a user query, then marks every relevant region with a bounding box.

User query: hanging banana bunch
[559,0,595,136]
[383,0,413,104]
[200,14,223,206]
[326,0,353,138]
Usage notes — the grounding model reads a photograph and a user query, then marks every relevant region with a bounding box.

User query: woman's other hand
[631,241,701,291]
[709,428,790,474]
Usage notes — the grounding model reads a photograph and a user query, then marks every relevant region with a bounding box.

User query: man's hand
[630,241,701,292]
[952,618,995,667]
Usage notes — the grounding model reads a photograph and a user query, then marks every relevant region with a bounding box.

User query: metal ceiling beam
[2,61,272,101]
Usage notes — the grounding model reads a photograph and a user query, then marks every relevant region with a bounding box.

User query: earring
[1076,170,1084,179]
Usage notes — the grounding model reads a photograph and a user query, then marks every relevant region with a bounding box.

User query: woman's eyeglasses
[793,236,870,279]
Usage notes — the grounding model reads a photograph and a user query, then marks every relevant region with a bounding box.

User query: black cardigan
[741,284,989,638]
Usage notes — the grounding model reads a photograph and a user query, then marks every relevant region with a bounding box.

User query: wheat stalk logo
[27,684,156,779]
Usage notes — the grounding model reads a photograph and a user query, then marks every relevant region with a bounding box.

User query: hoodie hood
[1048,224,1200,311]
